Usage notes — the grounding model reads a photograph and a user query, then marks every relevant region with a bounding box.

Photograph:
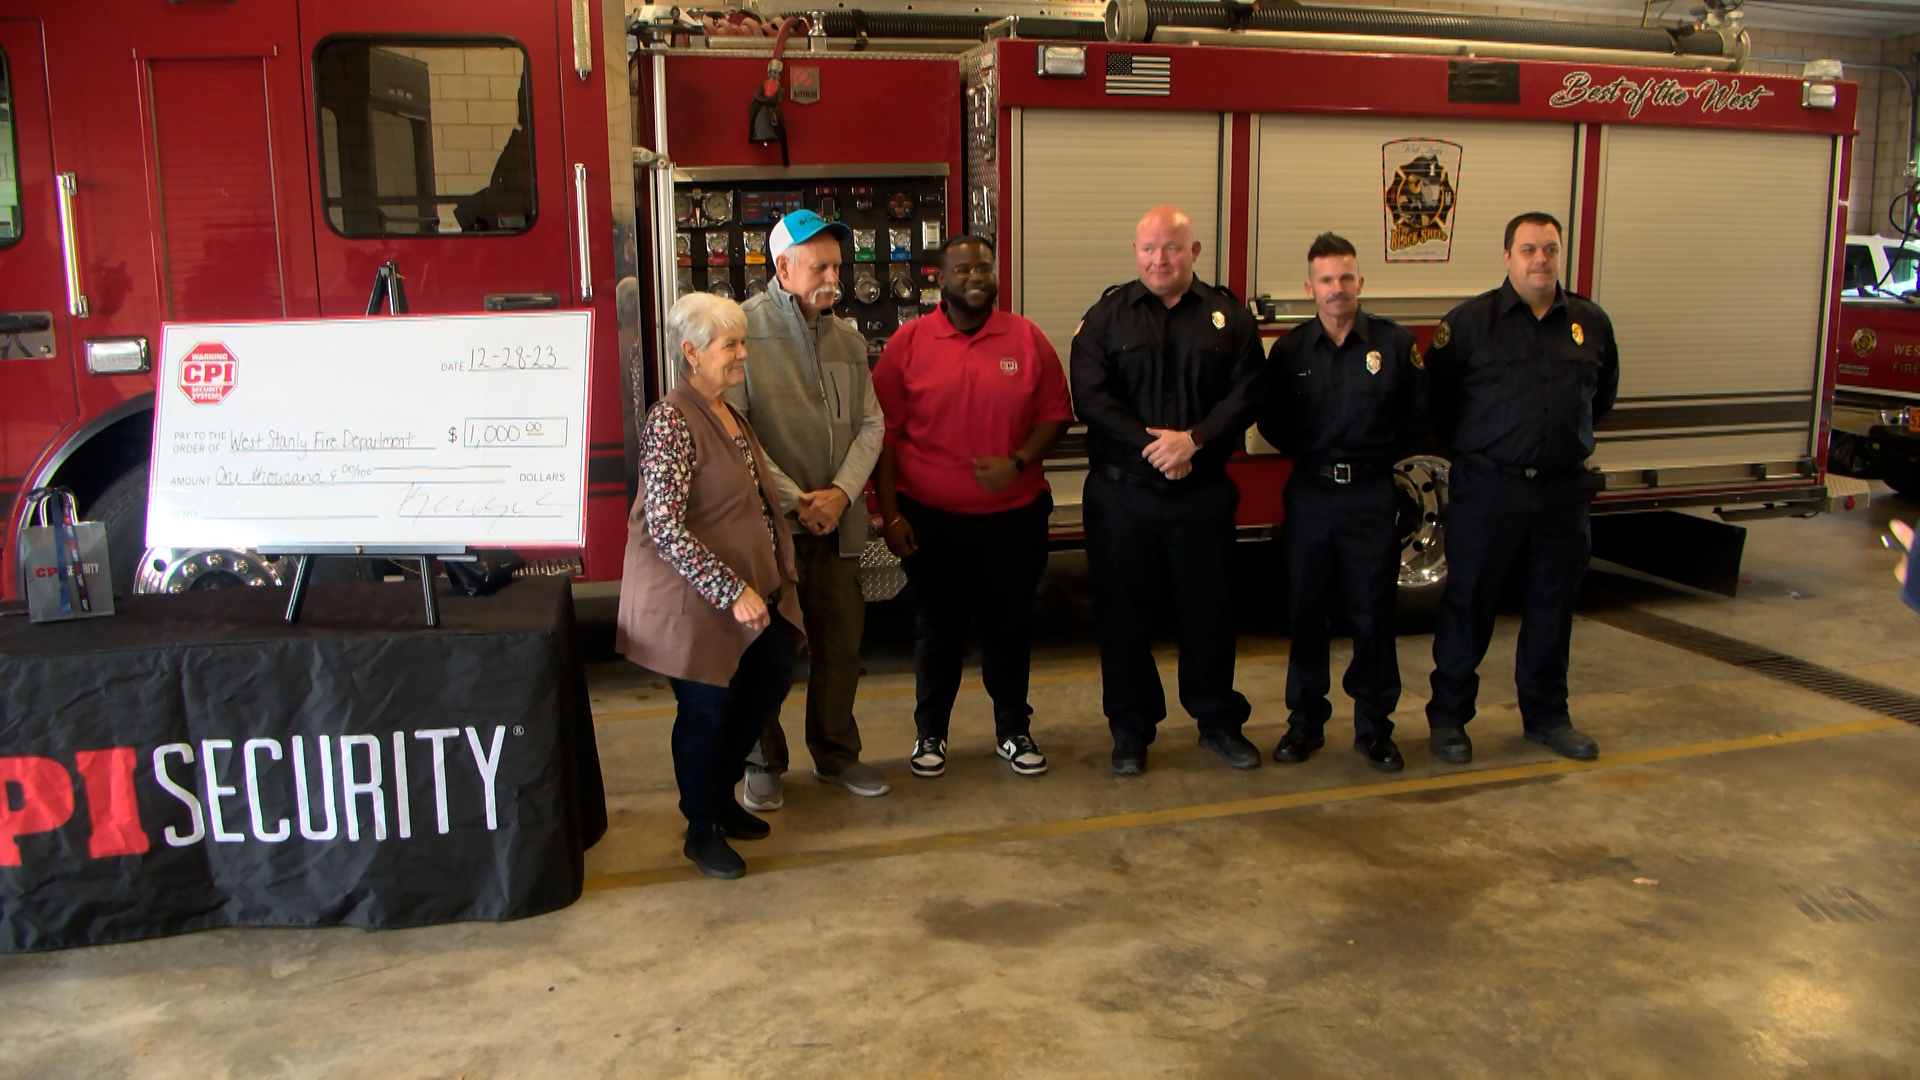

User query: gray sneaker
[741,768,784,811]
[812,760,890,797]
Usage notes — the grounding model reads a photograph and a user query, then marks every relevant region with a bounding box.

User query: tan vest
[617,384,805,686]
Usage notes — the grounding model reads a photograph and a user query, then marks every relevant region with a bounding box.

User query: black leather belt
[1097,463,1200,491]
[1460,452,1605,490]
[1307,460,1393,484]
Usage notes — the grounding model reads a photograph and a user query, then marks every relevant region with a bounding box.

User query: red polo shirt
[872,306,1075,515]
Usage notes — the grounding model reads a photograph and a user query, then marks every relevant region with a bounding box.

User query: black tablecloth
[0,577,606,952]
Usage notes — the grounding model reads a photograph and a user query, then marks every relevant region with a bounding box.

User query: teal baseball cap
[769,208,853,260]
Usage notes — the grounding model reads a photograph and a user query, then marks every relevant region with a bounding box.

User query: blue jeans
[670,613,798,831]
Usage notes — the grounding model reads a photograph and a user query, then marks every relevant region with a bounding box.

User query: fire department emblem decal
[1853,327,1878,357]
[1382,138,1462,263]
[1433,321,1451,349]
[1366,350,1382,375]
[1410,344,1424,370]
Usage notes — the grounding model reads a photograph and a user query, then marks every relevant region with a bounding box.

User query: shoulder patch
[1432,320,1451,349]
[1410,343,1424,370]
[1074,319,1084,337]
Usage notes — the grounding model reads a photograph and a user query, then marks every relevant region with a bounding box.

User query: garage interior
[4,491,1916,1074]
[5,0,1920,1076]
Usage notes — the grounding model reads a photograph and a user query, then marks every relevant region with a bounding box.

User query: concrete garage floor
[5,493,1920,1077]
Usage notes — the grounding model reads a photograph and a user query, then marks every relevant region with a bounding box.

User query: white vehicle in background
[1842,233,1920,298]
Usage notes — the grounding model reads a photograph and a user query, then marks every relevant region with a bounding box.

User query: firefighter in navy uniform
[1258,233,1428,773]
[1424,211,1619,765]
[1070,205,1267,775]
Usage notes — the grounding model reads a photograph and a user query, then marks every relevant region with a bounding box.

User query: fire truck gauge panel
[675,233,692,266]
[673,193,694,227]
[675,173,946,339]
[709,279,735,300]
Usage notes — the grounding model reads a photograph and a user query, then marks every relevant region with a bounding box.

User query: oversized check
[146,312,593,550]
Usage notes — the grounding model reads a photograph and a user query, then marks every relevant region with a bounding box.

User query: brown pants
[750,530,864,775]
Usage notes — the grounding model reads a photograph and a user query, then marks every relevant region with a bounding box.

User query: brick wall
[380,46,527,232]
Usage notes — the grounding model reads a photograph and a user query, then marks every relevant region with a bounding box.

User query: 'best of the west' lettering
[0,726,508,865]
[1548,70,1774,118]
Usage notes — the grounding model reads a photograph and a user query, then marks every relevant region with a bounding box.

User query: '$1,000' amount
[451,418,569,449]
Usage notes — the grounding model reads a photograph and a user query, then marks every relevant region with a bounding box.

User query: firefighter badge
[1211,310,1225,330]
[1853,327,1878,357]
[1410,343,1424,370]
[1382,138,1463,263]
[1571,322,1585,346]
[1432,320,1451,348]
[1366,350,1382,375]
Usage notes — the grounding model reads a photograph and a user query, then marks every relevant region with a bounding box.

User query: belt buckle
[1332,463,1352,484]
[1523,467,1538,478]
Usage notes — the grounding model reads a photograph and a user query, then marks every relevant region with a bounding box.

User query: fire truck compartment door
[1589,126,1835,473]
[0,22,77,504]
[1255,115,1575,318]
[300,3,574,316]
[1016,109,1223,364]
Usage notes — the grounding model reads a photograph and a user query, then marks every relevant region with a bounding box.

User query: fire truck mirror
[314,39,536,238]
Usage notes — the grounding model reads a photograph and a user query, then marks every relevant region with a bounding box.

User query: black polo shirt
[1068,277,1266,484]
[1257,308,1429,466]
[1425,280,1620,473]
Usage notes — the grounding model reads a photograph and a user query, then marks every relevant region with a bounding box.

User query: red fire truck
[1833,232,1920,497]
[0,0,1860,604]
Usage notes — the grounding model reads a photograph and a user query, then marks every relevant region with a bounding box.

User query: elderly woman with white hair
[618,292,805,879]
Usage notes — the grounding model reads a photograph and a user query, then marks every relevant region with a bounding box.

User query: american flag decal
[1105,52,1171,96]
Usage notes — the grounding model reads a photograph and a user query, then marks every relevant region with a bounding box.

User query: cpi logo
[179,341,238,404]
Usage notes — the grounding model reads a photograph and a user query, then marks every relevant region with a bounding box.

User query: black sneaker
[996,734,1048,776]
[1111,741,1148,776]
[909,735,947,778]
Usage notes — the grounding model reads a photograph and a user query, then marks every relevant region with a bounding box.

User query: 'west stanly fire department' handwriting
[1549,71,1773,118]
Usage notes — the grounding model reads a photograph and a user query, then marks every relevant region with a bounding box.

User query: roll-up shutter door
[1019,109,1222,361]
[1591,126,1834,473]
[1256,115,1574,318]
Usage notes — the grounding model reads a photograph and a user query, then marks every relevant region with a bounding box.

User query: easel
[272,261,470,627]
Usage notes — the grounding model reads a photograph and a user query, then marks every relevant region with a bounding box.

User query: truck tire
[1869,427,1920,501]
[86,463,150,599]
[1882,453,1920,501]
[1393,454,1451,628]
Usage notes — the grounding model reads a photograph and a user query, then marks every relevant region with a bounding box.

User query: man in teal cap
[728,209,891,806]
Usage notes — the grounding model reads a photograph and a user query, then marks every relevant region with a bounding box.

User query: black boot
[684,827,746,879]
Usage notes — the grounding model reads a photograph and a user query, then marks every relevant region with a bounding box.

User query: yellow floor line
[589,653,1292,725]
[581,715,1907,892]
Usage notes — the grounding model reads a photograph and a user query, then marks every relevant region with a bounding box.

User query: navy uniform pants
[1427,459,1591,735]
[1084,469,1251,747]
[1282,471,1402,739]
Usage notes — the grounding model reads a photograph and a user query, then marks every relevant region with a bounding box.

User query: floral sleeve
[641,404,746,610]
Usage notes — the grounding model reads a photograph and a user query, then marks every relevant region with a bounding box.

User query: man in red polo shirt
[873,234,1074,779]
